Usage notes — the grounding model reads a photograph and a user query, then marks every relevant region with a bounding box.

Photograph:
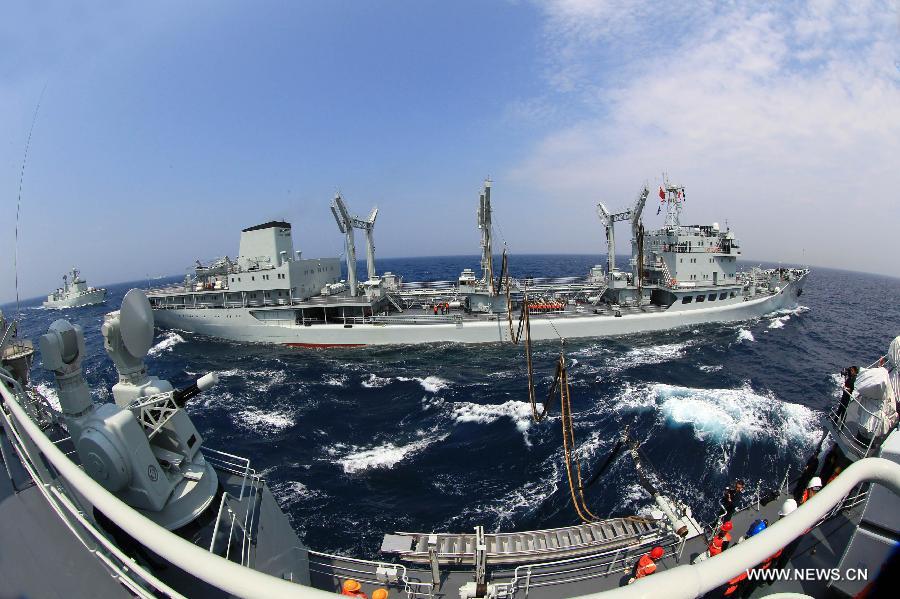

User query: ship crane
[596,184,649,284]
[330,194,379,297]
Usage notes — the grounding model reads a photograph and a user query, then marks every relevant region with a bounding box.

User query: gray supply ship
[1,291,898,599]
[43,267,108,308]
[147,179,807,347]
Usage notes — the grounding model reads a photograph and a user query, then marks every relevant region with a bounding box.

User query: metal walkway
[381,518,661,566]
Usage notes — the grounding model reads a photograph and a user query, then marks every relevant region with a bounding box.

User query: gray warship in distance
[43,267,108,308]
[2,292,900,598]
[147,178,807,347]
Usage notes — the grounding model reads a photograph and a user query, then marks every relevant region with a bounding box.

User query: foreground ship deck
[2,291,899,599]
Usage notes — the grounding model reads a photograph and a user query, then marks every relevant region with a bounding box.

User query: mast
[663,175,685,230]
[477,179,494,294]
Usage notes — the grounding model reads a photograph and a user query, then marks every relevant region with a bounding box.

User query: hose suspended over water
[498,248,598,521]
[498,248,552,423]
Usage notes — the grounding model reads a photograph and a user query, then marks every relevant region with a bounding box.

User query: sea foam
[148,332,185,356]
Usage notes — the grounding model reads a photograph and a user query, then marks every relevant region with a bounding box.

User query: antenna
[14,85,46,317]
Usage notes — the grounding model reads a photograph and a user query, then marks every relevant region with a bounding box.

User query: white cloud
[511,1,900,275]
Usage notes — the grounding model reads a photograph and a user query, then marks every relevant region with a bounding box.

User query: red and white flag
[658,186,665,201]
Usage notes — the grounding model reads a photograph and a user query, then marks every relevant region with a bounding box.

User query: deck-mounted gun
[39,289,219,530]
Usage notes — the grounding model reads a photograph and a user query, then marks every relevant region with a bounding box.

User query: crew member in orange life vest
[801,477,822,503]
[708,520,733,556]
[627,546,664,584]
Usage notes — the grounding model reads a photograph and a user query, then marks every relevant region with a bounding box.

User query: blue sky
[2,1,898,302]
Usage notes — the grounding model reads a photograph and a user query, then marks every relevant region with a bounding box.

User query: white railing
[588,456,900,599]
[206,448,262,567]
[500,534,678,598]
[307,550,434,599]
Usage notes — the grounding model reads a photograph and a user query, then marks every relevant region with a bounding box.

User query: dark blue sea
[6,255,900,559]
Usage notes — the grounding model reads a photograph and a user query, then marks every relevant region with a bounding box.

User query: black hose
[584,439,625,490]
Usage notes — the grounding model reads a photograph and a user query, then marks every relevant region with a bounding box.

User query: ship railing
[206,448,263,568]
[496,534,680,598]
[307,550,434,599]
[826,356,897,460]
[370,314,463,325]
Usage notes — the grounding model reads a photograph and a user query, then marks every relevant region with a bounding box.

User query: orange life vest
[709,537,724,556]
[341,591,367,598]
[723,571,747,596]
[635,554,657,578]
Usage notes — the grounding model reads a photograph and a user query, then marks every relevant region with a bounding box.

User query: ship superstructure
[147,179,807,346]
[43,267,107,308]
[1,294,899,598]
[598,179,749,310]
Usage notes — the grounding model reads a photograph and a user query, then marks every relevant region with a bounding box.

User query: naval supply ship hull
[43,287,107,309]
[152,274,805,347]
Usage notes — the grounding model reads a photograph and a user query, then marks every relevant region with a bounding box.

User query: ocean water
[6,255,900,559]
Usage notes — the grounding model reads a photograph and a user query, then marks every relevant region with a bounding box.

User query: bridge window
[682,296,693,304]
[719,293,727,300]
[696,295,705,302]
[708,294,716,301]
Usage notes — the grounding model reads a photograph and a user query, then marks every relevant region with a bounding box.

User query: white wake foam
[235,407,295,433]
[736,328,755,343]
[218,367,288,392]
[451,400,535,432]
[397,375,450,393]
[608,342,693,373]
[650,383,820,446]
[148,332,185,356]
[322,374,348,387]
[361,373,391,388]
[613,382,822,471]
[33,382,61,411]
[768,315,790,329]
[698,364,724,372]
[333,433,447,474]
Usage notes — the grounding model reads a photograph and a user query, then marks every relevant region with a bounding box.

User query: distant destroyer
[147,179,808,346]
[43,267,107,308]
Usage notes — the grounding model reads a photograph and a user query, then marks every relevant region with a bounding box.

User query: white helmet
[808,477,822,490]
[779,498,798,516]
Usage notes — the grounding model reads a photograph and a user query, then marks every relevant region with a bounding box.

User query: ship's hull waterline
[153,276,805,347]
